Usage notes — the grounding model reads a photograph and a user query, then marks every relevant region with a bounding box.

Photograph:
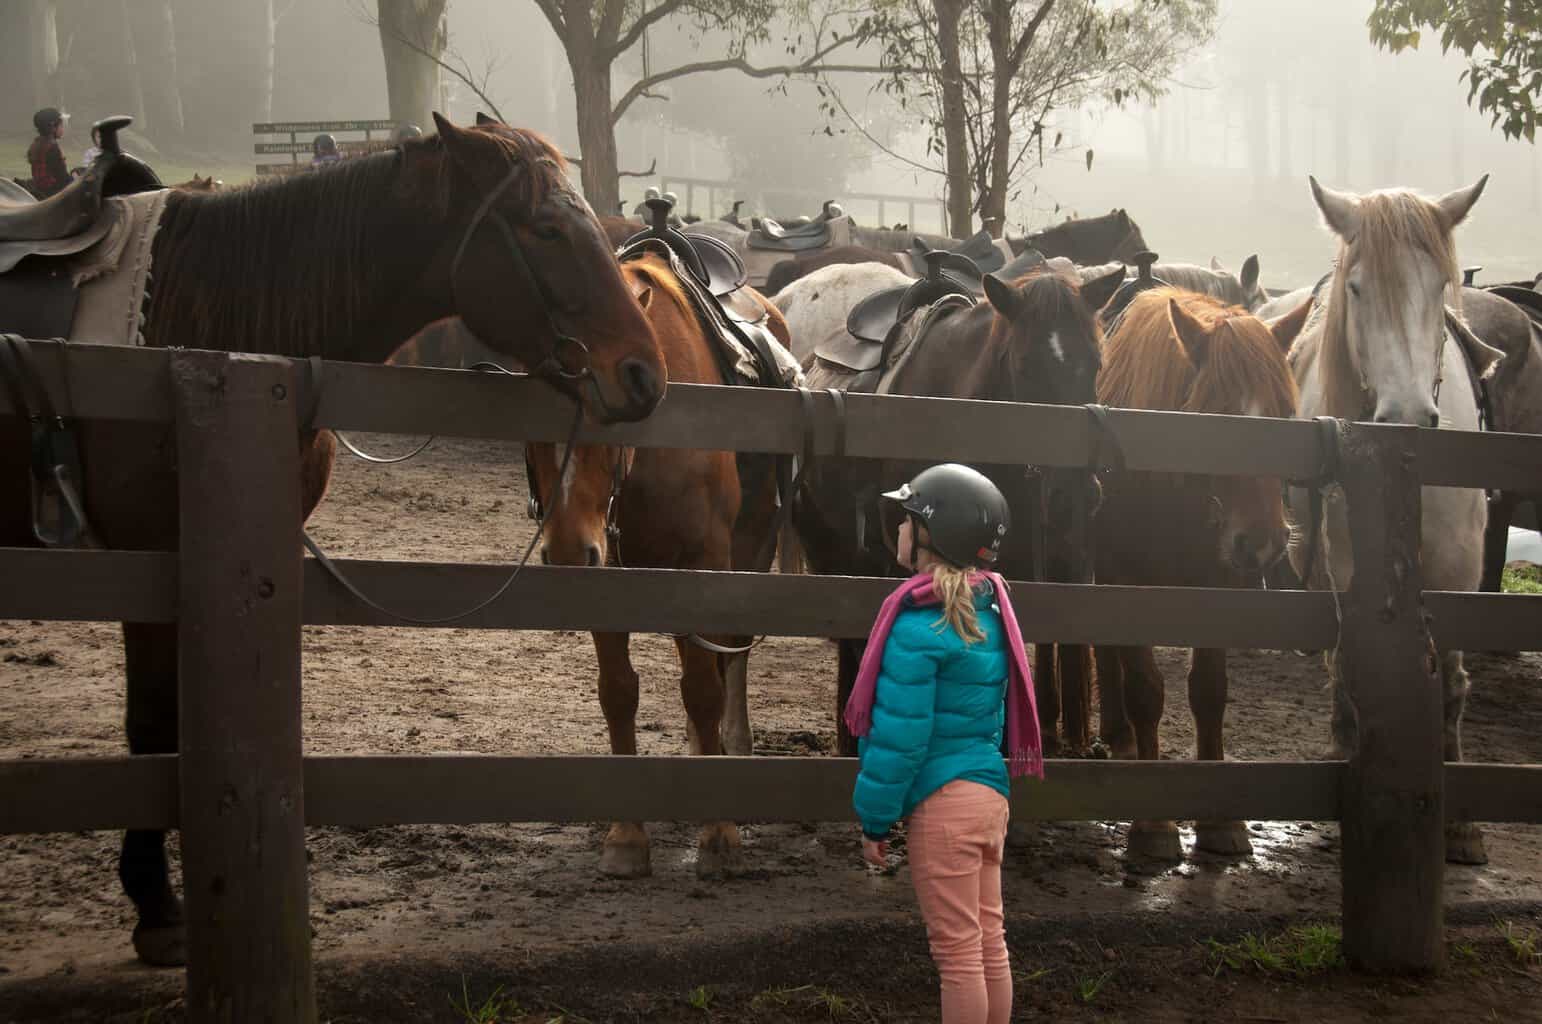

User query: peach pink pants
[907,780,1012,1024]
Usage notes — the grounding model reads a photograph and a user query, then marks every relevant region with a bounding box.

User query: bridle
[524,442,632,561]
[449,157,597,394]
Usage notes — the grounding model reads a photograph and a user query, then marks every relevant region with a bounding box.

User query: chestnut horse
[1093,288,1309,859]
[0,114,665,966]
[785,262,1125,756]
[525,251,788,879]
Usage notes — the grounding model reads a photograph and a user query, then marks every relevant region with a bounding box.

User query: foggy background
[4,0,1536,285]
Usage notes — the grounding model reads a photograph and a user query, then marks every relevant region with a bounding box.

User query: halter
[449,159,596,391]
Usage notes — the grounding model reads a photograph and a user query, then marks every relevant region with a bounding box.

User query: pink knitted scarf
[842,571,1044,780]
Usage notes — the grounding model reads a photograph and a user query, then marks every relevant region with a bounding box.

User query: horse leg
[1094,645,1134,760]
[1188,647,1251,856]
[1439,649,1488,864]
[1480,490,1516,594]
[1122,646,1182,860]
[720,650,754,756]
[1033,643,1062,754]
[594,632,651,879]
[835,639,863,757]
[120,622,187,966]
[1060,643,1093,755]
[676,637,744,879]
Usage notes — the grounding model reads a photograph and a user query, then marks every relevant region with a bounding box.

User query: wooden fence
[2,340,1541,1021]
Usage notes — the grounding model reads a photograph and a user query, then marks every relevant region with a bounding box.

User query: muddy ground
[2,437,1539,1022]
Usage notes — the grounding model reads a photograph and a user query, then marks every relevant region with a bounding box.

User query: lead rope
[300,358,588,626]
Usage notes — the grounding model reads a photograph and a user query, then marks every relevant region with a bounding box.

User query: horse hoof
[1127,821,1183,861]
[132,924,187,967]
[696,827,745,880]
[1195,820,1253,856]
[1445,822,1489,865]
[599,840,652,879]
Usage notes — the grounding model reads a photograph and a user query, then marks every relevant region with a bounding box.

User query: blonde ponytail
[930,563,986,644]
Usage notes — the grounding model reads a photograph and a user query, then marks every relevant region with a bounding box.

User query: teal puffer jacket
[853,585,1010,839]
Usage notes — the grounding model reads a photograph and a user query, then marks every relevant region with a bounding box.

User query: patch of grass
[1074,970,1113,1004]
[1205,924,1344,978]
[687,984,714,1012]
[1498,920,1541,966]
[749,985,875,1021]
[1502,564,1542,594]
[449,977,522,1024]
[1452,940,1481,963]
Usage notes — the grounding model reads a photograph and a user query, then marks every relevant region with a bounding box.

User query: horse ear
[983,273,1023,321]
[634,284,654,311]
[1240,254,1261,293]
[1210,256,1225,271]
[1310,176,1360,239]
[1436,174,1488,229]
[1169,297,1213,367]
[1080,266,1125,313]
[1269,295,1314,353]
[475,111,497,126]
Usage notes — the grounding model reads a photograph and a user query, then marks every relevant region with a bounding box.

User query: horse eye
[1348,281,1361,299]
[532,224,563,242]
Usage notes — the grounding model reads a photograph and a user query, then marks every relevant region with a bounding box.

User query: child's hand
[861,836,889,867]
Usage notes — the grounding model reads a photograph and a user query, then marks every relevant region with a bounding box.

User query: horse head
[1102,289,1308,575]
[1311,174,1486,427]
[1209,255,1266,311]
[423,113,665,422]
[525,440,634,568]
[980,264,1124,406]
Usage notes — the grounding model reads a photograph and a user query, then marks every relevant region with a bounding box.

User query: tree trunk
[933,0,972,238]
[572,48,621,215]
[1275,72,1290,182]
[377,0,447,129]
[113,0,148,129]
[1,1,59,128]
[126,0,182,140]
[980,0,1015,238]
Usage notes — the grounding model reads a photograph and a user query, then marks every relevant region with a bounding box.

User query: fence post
[172,350,316,1021]
[1335,420,1444,973]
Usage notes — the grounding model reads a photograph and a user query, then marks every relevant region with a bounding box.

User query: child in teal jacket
[845,463,1042,1024]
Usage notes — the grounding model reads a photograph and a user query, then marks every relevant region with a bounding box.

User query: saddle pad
[65,190,169,347]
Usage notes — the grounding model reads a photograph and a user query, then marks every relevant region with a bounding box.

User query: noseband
[450,159,595,388]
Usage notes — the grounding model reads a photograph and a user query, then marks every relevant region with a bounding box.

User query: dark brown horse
[786,262,1125,755]
[1092,288,1309,859]
[525,252,787,879]
[763,245,906,294]
[1,114,666,966]
[1014,208,1148,265]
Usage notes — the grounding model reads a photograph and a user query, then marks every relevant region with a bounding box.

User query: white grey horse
[1288,174,1497,864]
[772,261,916,366]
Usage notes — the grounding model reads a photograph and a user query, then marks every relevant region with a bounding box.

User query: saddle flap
[910,229,1007,276]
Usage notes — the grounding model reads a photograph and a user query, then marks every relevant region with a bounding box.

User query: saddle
[1099,250,1167,328]
[909,229,1010,277]
[748,201,844,252]
[826,250,980,373]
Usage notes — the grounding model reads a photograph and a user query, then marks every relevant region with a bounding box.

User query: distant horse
[1095,288,1309,858]
[1152,257,1267,312]
[173,173,224,191]
[764,245,905,294]
[0,114,665,966]
[525,251,787,878]
[780,261,1125,755]
[1287,175,1493,863]
[1014,208,1148,265]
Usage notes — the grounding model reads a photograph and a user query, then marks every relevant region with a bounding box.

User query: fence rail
[2,340,1541,1016]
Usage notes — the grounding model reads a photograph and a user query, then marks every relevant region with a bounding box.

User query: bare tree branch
[364,5,507,124]
[606,0,689,62]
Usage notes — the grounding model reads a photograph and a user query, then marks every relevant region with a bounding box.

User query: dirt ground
[2,437,1539,1022]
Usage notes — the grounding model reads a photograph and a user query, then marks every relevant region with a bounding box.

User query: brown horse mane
[144,125,569,360]
[1099,287,1296,417]
[1316,190,1461,418]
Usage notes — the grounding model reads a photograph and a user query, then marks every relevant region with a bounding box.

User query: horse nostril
[586,545,602,567]
[618,357,662,410]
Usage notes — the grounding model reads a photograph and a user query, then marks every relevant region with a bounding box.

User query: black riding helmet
[882,463,1010,570]
[313,133,338,156]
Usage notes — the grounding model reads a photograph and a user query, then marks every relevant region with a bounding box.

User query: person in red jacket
[27,108,71,198]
